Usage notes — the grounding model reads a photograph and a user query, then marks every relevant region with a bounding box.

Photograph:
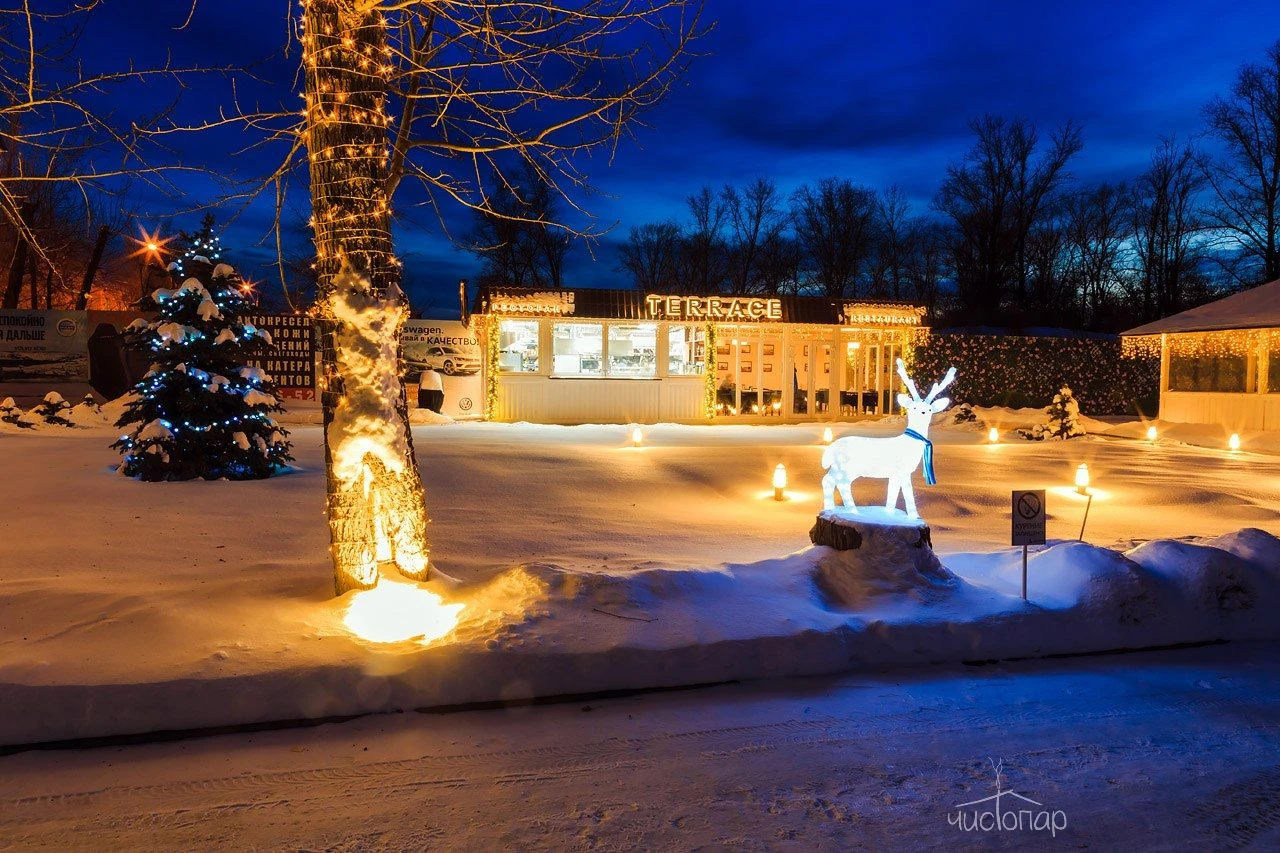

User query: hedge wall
[910,332,1159,416]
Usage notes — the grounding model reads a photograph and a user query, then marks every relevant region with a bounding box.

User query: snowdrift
[2,528,1278,748]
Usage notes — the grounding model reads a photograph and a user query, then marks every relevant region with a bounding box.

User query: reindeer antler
[924,366,957,403]
[895,358,922,401]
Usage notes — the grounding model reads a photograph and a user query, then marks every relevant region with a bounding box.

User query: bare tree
[680,185,727,293]
[755,232,803,294]
[1130,137,1210,321]
[1202,39,1280,285]
[871,185,911,299]
[722,177,786,294]
[1024,212,1072,325]
[934,116,1082,322]
[298,0,705,593]
[902,218,951,320]
[791,177,877,299]
[468,166,571,288]
[0,2,226,309]
[618,221,682,292]
[1062,183,1129,327]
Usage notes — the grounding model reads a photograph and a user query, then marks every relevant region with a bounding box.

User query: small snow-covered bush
[951,403,978,424]
[1018,386,1085,441]
[0,396,34,429]
[32,392,75,427]
[67,393,110,427]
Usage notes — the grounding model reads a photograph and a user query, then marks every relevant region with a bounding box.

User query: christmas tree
[112,250,293,480]
[170,213,225,279]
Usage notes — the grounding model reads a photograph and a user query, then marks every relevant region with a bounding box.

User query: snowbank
[2,527,1278,747]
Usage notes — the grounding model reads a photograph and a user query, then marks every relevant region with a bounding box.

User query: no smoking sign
[1011,489,1046,546]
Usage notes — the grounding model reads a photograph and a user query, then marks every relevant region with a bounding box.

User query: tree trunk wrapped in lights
[296,0,703,594]
[301,0,429,594]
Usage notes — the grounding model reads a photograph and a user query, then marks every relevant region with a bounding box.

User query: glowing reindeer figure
[821,359,956,518]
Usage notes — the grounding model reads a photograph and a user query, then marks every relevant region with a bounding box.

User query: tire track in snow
[0,688,1268,830]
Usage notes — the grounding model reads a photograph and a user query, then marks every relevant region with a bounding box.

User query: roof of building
[1122,279,1280,335]
[471,285,926,327]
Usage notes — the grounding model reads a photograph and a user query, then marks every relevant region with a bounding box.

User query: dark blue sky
[89,0,1280,316]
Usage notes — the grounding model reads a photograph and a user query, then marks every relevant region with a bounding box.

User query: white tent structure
[1123,279,1280,430]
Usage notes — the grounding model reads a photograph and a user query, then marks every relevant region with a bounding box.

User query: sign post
[1011,490,1047,601]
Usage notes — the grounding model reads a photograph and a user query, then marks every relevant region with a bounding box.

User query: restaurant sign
[645,295,783,322]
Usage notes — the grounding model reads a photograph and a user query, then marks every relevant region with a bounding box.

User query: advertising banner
[402,320,483,419]
[243,313,317,400]
[0,310,89,383]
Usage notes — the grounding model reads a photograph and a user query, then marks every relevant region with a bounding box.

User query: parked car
[409,345,481,375]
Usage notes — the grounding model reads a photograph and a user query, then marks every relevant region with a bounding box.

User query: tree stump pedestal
[808,507,954,607]
[809,506,933,552]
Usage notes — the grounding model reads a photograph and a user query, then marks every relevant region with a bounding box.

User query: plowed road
[2,642,1278,850]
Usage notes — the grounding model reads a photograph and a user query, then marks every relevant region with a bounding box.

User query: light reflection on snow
[1049,484,1112,502]
[343,580,465,645]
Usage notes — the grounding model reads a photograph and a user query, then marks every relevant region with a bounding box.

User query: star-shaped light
[128,225,174,263]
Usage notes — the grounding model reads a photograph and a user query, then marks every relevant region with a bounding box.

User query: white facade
[479,290,926,425]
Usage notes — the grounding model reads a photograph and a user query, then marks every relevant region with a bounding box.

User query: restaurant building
[472,286,927,424]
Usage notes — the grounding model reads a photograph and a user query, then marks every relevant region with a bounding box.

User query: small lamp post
[1229,433,1241,452]
[987,426,999,443]
[773,463,787,501]
[631,425,643,447]
[1146,425,1157,442]
[1075,463,1090,495]
[822,426,833,444]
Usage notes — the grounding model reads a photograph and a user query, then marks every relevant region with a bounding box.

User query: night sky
[87,0,1280,316]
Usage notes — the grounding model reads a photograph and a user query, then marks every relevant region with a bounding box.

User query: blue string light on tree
[170,212,225,280]
[112,227,293,481]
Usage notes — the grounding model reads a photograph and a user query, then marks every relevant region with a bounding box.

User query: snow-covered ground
[1,405,1278,745]
[2,642,1277,849]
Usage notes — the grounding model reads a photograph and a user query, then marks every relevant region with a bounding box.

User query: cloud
[76,0,1280,311]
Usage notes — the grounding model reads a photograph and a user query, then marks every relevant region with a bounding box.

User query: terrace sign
[645,294,783,322]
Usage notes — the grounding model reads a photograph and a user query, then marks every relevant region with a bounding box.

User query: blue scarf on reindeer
[903,428,937,485]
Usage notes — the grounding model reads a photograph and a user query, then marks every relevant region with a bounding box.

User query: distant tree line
[467,40,1280,332]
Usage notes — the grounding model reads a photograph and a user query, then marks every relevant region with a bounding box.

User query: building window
[608,323,657,378]
[1169,353,1248,392]
[668,325,706,375]
[553,323,604,376]
[497,320,539,373]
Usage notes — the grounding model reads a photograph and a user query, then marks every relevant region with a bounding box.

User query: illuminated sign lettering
[645,295,783,322]
[841,303,926,326]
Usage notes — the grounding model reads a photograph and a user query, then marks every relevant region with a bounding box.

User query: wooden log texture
[809,511,933,552]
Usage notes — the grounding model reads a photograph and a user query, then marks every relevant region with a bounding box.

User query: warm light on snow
[1146,425,1157,442]
[987,427,999,443]
[1075,463,1090,494]
[343,580,464,645]
[822,427,833,444]
[773,463,787,500]
[1229,433,1241,452]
